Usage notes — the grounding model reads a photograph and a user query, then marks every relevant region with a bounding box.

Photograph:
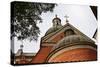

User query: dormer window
[64,29,75,36]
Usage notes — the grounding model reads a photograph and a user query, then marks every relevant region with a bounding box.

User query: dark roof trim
[90,6,98,20]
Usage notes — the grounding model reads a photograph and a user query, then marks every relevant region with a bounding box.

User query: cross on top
[64,15,69,23]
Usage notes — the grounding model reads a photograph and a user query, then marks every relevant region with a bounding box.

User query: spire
[55,14,57,18]
[20,44,23,49]
[20,44,24,55]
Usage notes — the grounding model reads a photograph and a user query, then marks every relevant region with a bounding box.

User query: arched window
[64,29,75,36]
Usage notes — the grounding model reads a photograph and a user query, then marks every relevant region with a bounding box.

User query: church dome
[52,16,61,22]
[46,35,96,62]
[53,35,94,50]
[45,15,62,35]
[45,26,62,35]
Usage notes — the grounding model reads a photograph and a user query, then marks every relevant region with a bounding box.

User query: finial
[55,14,57,18]
[20,44,24,55]
[20,44,23,49]
[64,15,69,23]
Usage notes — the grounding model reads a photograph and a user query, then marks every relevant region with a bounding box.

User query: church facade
[31,15,97,63]
[15,15,97,64]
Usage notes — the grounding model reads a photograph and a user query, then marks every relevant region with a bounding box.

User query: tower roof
[54,35,94,50]
[45,15,62,35]
[45,26,62,35]
[52,14,61,22]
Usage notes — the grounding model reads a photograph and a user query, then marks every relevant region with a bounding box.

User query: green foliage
[11,1,56,41]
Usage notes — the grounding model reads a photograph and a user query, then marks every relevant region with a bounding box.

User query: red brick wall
[16,60,28,64]
[49,48,97,62]
[51,32,64,42]
[31,46,53,63]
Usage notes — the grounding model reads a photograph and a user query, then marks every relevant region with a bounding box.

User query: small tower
[52,14,62,27]
[45,15,62,35]
[20,44,24,55]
